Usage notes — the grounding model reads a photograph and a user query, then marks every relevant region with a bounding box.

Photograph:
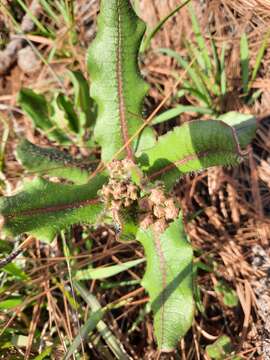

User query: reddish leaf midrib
[148,151,210,180]
[116,0,133,160]
[153,231,167,348]
[5,198,100,219]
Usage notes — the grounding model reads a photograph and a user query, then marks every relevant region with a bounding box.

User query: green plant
[0,0,257,354]
[206,335,241,360]
[18,69,94,147]
[157,2,227,119]
[240,31,270,104]
[153,4,269,125]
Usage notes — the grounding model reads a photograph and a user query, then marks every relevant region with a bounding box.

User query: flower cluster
[139,187,179,232]
[100,160,139,211]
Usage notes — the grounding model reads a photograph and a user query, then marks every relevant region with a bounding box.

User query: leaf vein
[116,0,133,160]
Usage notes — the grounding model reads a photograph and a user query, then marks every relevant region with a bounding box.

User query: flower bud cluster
[139,186,179,232]
[101,160,139,209]
[106,159,134,180]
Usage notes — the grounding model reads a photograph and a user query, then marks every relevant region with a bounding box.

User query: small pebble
[18,46,40,74]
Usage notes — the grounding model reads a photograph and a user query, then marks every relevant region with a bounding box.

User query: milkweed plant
[0,0,257,352]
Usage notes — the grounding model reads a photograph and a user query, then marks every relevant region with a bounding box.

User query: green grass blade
[186,41,205,69]
[159,48,211,105]
[75,258,145,280]
[33,347,53,360]
[140,0,192,53]
[240,33,249,94]
[250,30,270,84]
[184,40,220,96]
[74,282,130,360]
[210,36,221,85]
[38,0,60,25]
[0,116,9,172]
[152,105,214,125]
[247,89,262,105]
[0,3,21,33]
[181,83,211,106]
[220,43,227,96]
[63,307,105,360]
[16,0,52,37]
[100,279,140,289]
[188,3,212,74]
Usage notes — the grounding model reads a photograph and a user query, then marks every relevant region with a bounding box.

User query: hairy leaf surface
[137,216,194,351]
[87,0,155,161]
[0,175,106,242]
[16,139,91,184]
[139,115,256,188]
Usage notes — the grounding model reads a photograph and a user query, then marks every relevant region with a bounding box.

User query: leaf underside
[137,216,194,351]
[0,175,106,242]
[87,0,155,162]
[139,114,256,188]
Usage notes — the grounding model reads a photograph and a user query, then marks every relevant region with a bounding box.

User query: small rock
[17,46,40,74]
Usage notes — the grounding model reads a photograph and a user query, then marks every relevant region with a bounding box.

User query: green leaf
[87,0,155,161]
[218,112,257,147]
[33,347,53,360]
[139,115,256,189]
[193,283,205,315]
[76,258,145,280]
[214,281,238,308]
[240,33,249,94]
[11,334,29,348]
[56,93,80,134]
[0,175,107,242]
[1,263,28,280]
[137,216,194,351]
[68,70,94,128]
[0,298,22,310]
[16,139,90,184]
[18,88,70,144]
[206,335,233,359]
